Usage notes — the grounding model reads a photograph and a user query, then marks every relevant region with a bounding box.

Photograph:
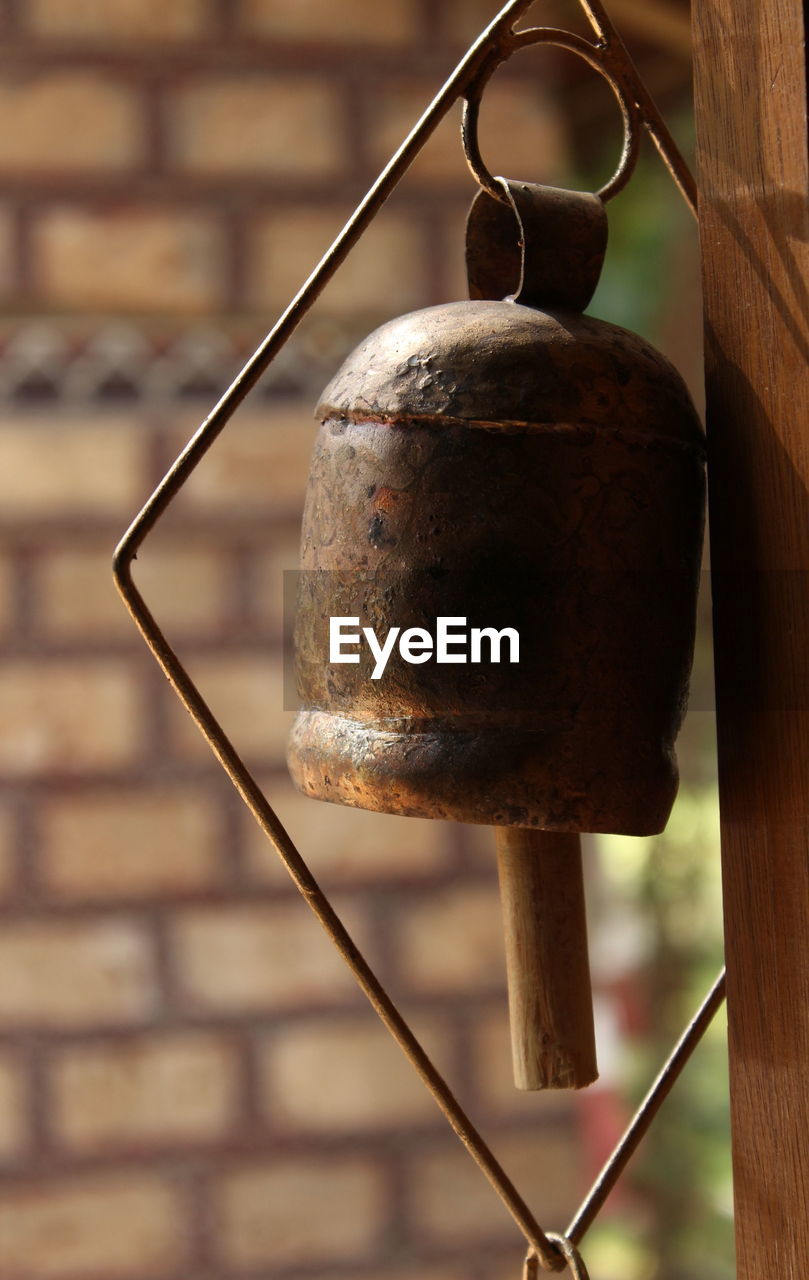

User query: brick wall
[0,0,584,325]
[1,398,597,1278]
[0,2,699,1278]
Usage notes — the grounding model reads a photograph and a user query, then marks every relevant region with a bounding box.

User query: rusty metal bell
[287,181,706,1092]
[289,183,706,837]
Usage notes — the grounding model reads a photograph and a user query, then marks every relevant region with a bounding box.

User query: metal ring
[463,28,641,204]
[543,1235,591,1278]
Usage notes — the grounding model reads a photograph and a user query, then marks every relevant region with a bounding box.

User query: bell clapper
[495,827,598,1090]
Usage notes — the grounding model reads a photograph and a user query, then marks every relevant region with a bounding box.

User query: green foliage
[592,778,733,1280]
[585,121,697,343]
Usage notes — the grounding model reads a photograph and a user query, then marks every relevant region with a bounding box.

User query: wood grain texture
[495,828,597,1090]
[692,1,809,1273]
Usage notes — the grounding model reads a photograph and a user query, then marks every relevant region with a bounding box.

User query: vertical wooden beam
[692,2,809,1275]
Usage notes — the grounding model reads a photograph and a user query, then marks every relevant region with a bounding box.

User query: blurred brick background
[0,2,701,1279]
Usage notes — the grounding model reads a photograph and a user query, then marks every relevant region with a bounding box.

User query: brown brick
[441,0,592,42]
[40,787,223,900]
[0,73,141,171]
[307,1271,467,1280]
[443,203,482,304]
[166,653,291,764]
[175,405,315,514]
[484,1254,547,1280]
[252,542,301,633]
[30,0,209,39]
[0,660,143,778]
[368,78,568,188]
[409,1129,579,1245]
[0,416,145,518]
[0,920,157,1028]
[170,77,344,176]
[0,804,15,902]
[216,1156,385,1267]
[472,1008,578,1123]
[35,544,230,641]
[244,777,449,886]
[370,86,468,187]
[34,209,222,313]
[0,553,13,639]
[250,208,428,316]
[0,1050,27,1159]
[240,0,415,43]
[0,204,15,300]
[262,1015,451,1132]
[460,818,497,866]
[172,900,367,1013]
[50,1031,239,1151]
[0,1175,186,1277]
[439,0,500,39]
[395,882,507,993]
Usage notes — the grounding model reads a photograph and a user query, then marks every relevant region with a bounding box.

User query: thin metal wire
[114,1,716,1273]
[581,0,697,212]
[567,967,727,1244]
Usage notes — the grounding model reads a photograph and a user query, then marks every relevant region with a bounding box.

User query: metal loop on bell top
[524,1235,591,1279]
[463,27,641,205]
[466,178,608,312]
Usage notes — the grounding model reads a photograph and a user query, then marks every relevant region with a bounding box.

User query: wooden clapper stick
[496,828,597,1090]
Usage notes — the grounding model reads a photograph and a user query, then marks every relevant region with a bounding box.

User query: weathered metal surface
[289,297,706,834]
[467,181,608,311]
[309,301,703,446]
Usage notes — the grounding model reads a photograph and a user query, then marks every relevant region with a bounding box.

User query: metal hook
[462,27,641,204]
[525,1235,592,1278]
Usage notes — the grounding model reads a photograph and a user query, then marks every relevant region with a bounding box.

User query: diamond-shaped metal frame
[113,1,725,1271]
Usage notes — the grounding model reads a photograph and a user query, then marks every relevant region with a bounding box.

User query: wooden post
[692,2,809,1275]
[495,829,597,1090]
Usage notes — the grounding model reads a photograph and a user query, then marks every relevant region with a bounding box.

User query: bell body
[288,298,705,835]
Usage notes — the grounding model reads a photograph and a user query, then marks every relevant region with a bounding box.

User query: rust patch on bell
[372,485,408,514]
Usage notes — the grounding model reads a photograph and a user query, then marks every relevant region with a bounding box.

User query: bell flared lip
[287,706,678,837]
